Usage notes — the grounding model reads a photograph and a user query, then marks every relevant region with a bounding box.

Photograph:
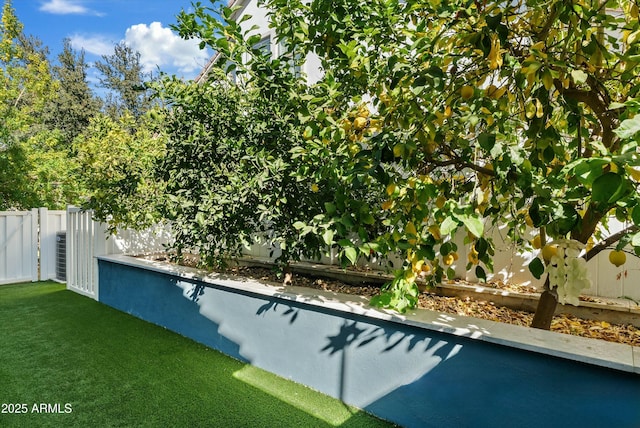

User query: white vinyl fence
[66,207,172,300]
[470,221,640,301]
[0,208,66,285]
[62,207,640,302]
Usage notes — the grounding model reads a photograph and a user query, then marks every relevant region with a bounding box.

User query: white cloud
[69,34,114,57]
[40,0,103,16]
[124,22,210,76]
[68,23,210,79]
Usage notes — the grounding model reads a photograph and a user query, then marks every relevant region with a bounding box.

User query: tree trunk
[531,278,557,330]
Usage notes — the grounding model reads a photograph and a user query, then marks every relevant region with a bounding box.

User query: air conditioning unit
[56,232,66,282]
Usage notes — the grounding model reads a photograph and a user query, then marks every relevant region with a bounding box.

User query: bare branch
[585,225,639,262]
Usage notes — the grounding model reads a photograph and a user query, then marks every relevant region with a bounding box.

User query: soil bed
[140,254,640,347]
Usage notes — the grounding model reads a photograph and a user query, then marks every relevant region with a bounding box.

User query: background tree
[73,110,166,231]
[95,41,154,120]
[44,38,101,145]
[1,0,166,211]
[0,0,60,208]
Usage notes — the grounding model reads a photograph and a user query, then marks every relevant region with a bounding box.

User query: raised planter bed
[237,256,640,329]
[97,254,640,428]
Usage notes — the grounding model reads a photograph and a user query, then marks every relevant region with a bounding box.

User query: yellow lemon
[609,250,626,267]
[443,254,455,266]
[531,235,542,249]
[541,244,557,263]
[428,225,441,240]
[460,85,474,100]
[357,104,370,118]
[386,183,397,196]
[353,116,368,131]
[393,143,405,158]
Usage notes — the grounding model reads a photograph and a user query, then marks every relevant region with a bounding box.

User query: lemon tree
[172,1,640,328]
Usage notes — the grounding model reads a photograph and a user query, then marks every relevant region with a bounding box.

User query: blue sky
[12,0,219,83]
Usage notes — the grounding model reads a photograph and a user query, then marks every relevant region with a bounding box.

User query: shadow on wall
[175,277,465,417]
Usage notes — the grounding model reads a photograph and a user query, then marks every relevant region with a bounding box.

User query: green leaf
[293,221,306,230]
[475,266,487,282]
[340,215,354,229]
[591,173,623,204]
[568,158,608,186]
[440,216,458,235]
[528,257,545,280]
[324,202,337,215]
[632,205,640,226]
[338,239,352,247]
[343,247,358,265]
[478,133,496,151]
[322,228,334,246]
[474,238,489,258]
[615,115,640,140]
[548,204,579,236]
[361,212,375,225]
[571,69,588,84]
[440,241,452,255]
[529,199,544,227]
[300,225,315,236]
[459,214,484,238]
[632,232,640,247]
[446,267,455,280]
[195,212,205,226]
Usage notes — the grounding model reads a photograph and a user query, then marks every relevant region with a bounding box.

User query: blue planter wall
[98,256,640,428]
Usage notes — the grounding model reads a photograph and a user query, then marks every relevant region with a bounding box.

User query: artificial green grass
[0,282,394,427]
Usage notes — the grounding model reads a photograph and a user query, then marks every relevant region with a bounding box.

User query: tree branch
[421,153,495,177]
[585,224,639,262]
[13,87,26,108]
[553,78,618,152]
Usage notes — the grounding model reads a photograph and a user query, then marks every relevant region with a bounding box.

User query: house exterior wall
[212,0,323,84]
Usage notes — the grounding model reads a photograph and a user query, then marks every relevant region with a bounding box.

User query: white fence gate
[40,208,67,281]
[0,209,38,285]
[0,208,66,285]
